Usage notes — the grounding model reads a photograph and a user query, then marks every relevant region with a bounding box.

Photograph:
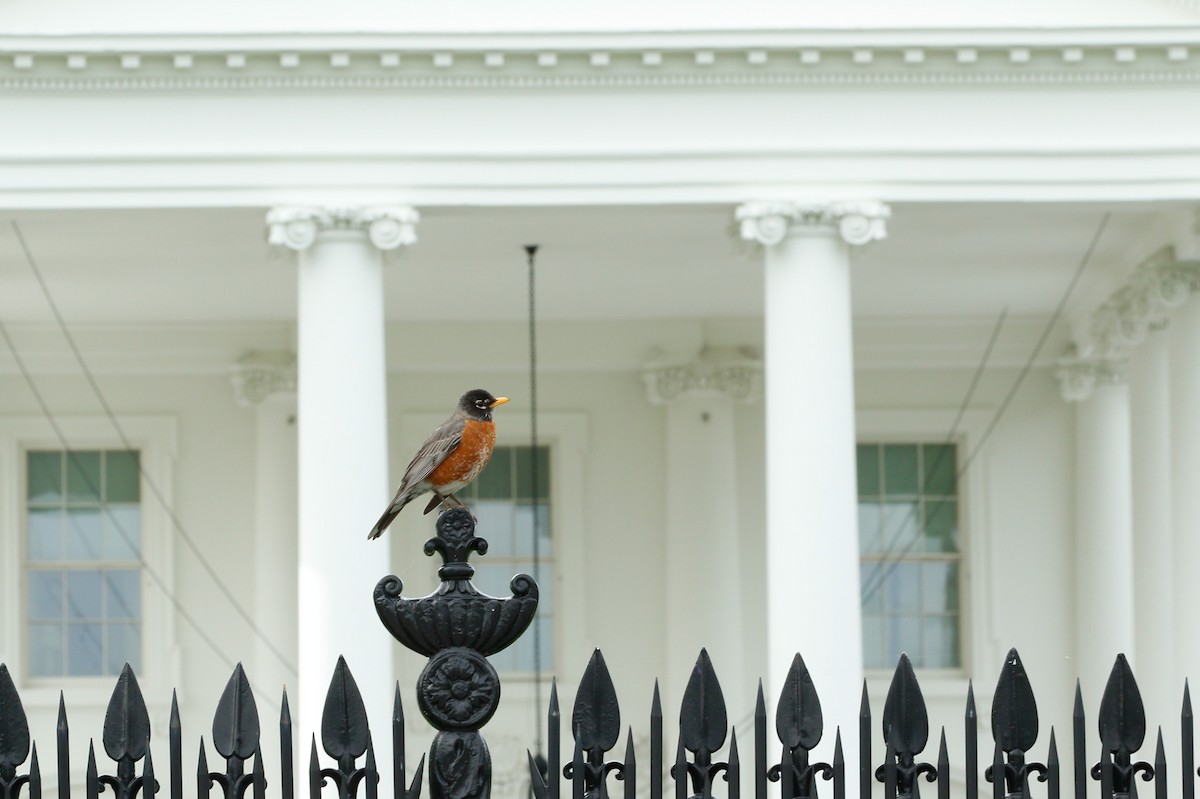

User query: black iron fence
[0,508,1191,799]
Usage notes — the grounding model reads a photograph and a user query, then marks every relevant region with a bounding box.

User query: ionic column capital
[231,350,298,406]
[642,348,763,405]
[735,200,890,247]
[1056,357,1128,402]
[266,205,420,251]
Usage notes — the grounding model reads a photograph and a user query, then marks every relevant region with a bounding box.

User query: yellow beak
[491,397,510,407]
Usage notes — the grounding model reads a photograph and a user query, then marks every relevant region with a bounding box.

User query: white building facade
[1,1,1200,795]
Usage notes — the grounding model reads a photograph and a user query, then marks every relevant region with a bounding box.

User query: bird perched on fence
[367,389,510,540]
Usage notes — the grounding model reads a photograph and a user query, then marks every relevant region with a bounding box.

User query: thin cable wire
[526,243,545,759]
[10,221,298,678]
[859,212,1111,612]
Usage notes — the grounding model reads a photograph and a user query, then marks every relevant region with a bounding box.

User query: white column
[737,201,888,784]
[1128,332,1175,734]
[1172,297,1200,687]
[267,206,418,750]
[644,352,761,727]
[231,351,300,700]
[1057,359,1135,705]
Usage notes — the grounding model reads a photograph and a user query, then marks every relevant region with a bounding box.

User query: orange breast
[428,419,496,490]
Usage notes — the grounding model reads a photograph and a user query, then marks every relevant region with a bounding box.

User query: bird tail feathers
[366,493,415,540]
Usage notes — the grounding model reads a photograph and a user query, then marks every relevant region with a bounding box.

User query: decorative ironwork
[375,506,539,799]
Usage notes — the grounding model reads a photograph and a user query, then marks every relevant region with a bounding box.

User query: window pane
[922,444,956,496]
[513,503,551,557]
[28,452,62,504]
[856,445,880,497]
[28,509,63,561]
[861,615,885,669]
[922,562,959,614]
[474,501,514,556]
[473,563,514,598]
[66,571,102,621]
[514,447,549,500]
[883,445,918,495]
[106,571,140,620]
[106,623,141,674]
[66,623,104,676]
[879,501,919,553]
[923,500,958,553]
[65,508,103,560]
[886,615,921,668]
[29,623,63,676]
[923,615,959,668]
[860,563,883,613]
[106,451,140,503]
[29,571,64,620]
[475,451,511,500]
[103,506,141,561]
[884,563,920,613]
[65,452,102,504]
[858,502,882,553]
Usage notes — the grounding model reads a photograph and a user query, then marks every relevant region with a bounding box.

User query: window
[25,449,142,677]
[460,445,552,675]
[858,442,961,669]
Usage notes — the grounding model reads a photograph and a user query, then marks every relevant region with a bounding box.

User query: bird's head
[460,389,509,421]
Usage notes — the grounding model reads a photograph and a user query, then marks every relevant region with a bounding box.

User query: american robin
[367,389,510,540]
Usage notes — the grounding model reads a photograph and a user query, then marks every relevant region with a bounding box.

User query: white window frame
[397,410,588,689]
[857,409,993,693]
[0,415,178,709]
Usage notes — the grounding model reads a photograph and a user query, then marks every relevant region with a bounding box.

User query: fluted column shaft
[268,206,418,752]
[738,201,888,792]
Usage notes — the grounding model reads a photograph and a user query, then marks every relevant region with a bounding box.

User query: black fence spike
[407,755,425,799]
[321,657,370,768]
[143,738,156,799]
[680,649,728,756]
[966,682,978,799]
[1098,655,1146,755]
[861,681,872,799]
[103,664,151,765]
[529,751,549,799]
[755,681,767,799]
[307,735,321,799]
[550,681,561,799]
[392,684,404,799]
[1074,681,1086,799]
[937,730,948,799]
[777,653,823,752]
[0,664,32,783]
[994,649,1039,754]
[29,741,41,799]
[672,736,686,799]
[213,663,261,762]
[170,691,182,799]
[728,727,740,799]
[651,682,663,799]
[574,650,621,754]
[1183,681,1194,799]
[991,742,1004,799]
[87,740,99,799]
[1155,728,1167,799]
[56,691,69,799]
[197,738,211,799]
[623,728,637,799]
[834,726,846,799]
[884,731,897,799]
[1049,727,1061,799]
[1100,748,1114,799]
[572,730,585,799]
[883,655,928,758]
[364,740,378,799]
[252,750,266,799]
[281,689,294,799]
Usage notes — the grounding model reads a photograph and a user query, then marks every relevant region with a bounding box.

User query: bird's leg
[444,493,477,522]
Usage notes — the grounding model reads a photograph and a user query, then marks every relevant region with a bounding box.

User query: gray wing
[395,414,465,496]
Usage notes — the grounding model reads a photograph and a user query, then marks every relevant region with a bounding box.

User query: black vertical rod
[365,742,378,799]
[966,683,978,799]
[197,740,210,799]
[674,738,687,799]
[308,736,321,799]
[252,752,266,799]
[30,743,42,799]
[861,684,872,799]
[728,729,740,799]
[1155,729,1167,799]
[1049,729,1061,799]
[652,683,663,799]
[56,693,69,799]
[1099,750,1113,799]
[992,743,1004,799]
[550,682,561,799]
[572,732,585,799]
[883,734,896,799]
[170,692,183,799]
[1075,682,1087,799]
[392,686,403,799]
[281,690,294,799]
[755,683,767,799]
[624,729,637,799]
[144,741,156,799]
[1183,682,1194,799]
[86,742,98,799]
[780,746,794,799]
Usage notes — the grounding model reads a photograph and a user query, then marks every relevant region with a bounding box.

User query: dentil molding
[736,201,890,247]
[231,350,297,405]
[2,41,1199,92]
[1056,357,1128,402]
[643,348,763,404]
[266,206,419,251]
